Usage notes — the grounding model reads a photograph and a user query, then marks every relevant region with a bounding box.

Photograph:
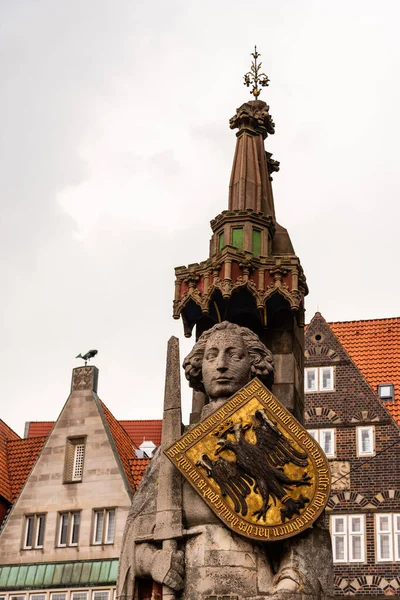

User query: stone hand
[150,549,185,591]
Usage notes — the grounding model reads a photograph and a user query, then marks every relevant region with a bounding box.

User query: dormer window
[378,384,394,401]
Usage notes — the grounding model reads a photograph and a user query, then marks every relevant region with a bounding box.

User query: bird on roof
[75,349,98,365]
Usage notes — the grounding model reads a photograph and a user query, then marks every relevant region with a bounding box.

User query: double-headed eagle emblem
[166,380,330,541]
[197,409,311,523]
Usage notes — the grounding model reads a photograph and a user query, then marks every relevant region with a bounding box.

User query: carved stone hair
[183,321,274,393]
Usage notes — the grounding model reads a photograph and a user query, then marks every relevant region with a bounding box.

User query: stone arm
[135,543,185,591]
[117,452,185,599]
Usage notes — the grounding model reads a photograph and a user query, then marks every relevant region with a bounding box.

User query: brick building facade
[305,313,400,598]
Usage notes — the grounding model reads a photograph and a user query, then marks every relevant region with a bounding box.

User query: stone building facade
[304,313,400,598]
[0,366,142,600]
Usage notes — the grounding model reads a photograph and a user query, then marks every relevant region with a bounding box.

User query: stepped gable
[129,457,151,487]
[6,436,46,501]
[99,401,138,493]
[0,420,20,502]
[120,420,162,447]
[329,317,400,424]
[305,313,396,426]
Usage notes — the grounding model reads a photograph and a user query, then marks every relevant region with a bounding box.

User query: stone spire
[173,50,307,343]
[228,99,278,217]
[173,49,309,419]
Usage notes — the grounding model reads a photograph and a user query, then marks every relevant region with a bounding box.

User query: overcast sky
[1,0,399,436]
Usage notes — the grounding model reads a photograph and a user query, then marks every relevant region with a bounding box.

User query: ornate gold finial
[243,46,270,98]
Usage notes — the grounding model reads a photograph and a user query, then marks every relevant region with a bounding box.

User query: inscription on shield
[165,378,331,541]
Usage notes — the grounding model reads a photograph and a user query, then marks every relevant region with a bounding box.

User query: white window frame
[305,368,318,392]
[93,508,116,545]
[50,593,67,600]
[30,594,46,600]
[320,367,334,391]
[69,511,80,546]
[93,592,111,600]
[307,429,335,458]
[72,443,85,480]
[331,515,366,563]
[376,514,400,562]
[349,515,365,562]
[305,367,335,393]
[57,511,81,547]
[357,426,375,457]
[23,514,46,549]
[71,593,88,600]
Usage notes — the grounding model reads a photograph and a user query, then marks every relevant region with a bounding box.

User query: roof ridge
[98,399,138,494]
[119,419,162,423]
[328,316,400,325]
[0,420,21,440]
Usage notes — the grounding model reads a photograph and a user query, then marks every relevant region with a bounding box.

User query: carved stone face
[202,330,252,401]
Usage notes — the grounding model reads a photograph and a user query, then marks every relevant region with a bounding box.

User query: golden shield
[165,378,330,541]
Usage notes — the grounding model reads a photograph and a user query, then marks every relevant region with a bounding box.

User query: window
[252,229,261,255]
[357,426,374,456]
[376,514,400,562]
[64,437,86,482]
[93,592,110,600]
[51,595,67,600]
[23,514,46,549]
[305,367,334,392]
[57,511,81,547]
[331,515,365,563]
[305,368,317,392]
[71,593,87,600]
[10,596,26,600]
[30,595,46,600]
[93,509,116,545]
[320,367,334,391]
[378,384,394,401]
[231,227,243,250]
[218,231,224,251]
[308,429,335,458]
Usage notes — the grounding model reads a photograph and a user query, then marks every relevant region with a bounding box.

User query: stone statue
[117,322,333,600]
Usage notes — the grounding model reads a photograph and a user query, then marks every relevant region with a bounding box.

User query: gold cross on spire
[243,46,270,98]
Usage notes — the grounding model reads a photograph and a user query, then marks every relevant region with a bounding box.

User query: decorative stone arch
[304,407,341,424]
[346,576,392,595]
[350,409,380,423]
[304,344,340,361]
[371,489,400,507]
[327,491,369,510]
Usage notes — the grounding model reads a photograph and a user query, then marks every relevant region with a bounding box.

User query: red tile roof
[0,421,20,502]
[129,457,151,487]
[26,419,163,447]
[119,420,162,447]
[329,317,400,425]
[99,401,138,492]
[7,437,47,501]
[25,421,54,438]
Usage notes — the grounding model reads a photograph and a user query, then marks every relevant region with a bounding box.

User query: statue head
[183,321,274,401]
